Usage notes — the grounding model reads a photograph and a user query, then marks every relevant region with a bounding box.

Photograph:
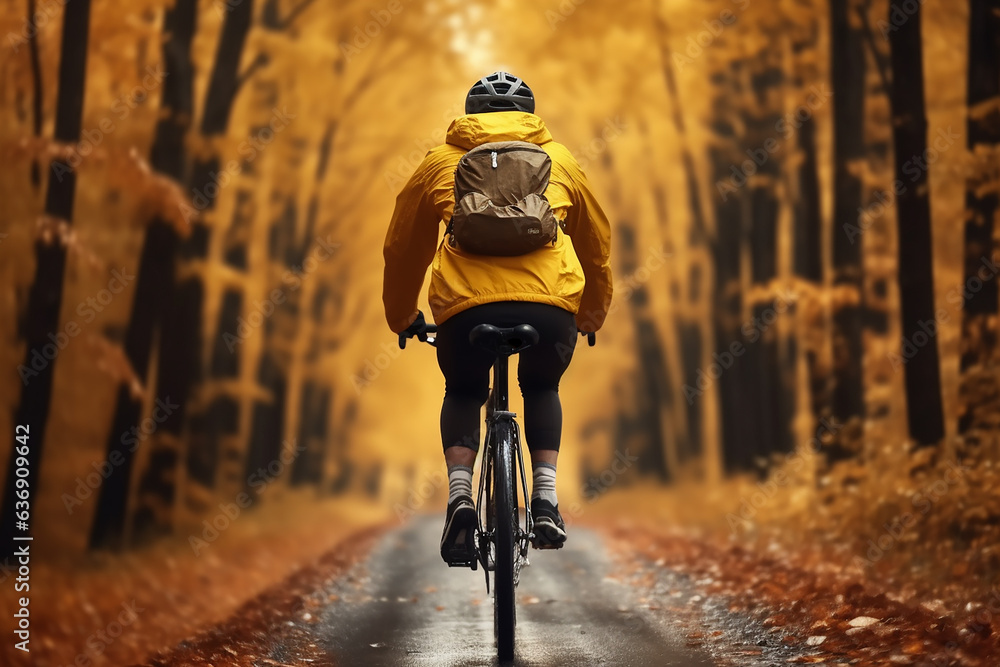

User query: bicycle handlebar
[400,325,596,349]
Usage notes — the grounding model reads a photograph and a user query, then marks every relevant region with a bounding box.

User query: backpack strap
[444,161,463,243]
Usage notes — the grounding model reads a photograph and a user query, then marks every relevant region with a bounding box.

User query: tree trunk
[958,0,1000,440]
[27,0,44,188]
[291,381,330,485]
[649,10,711,467]
[291,121,337,487]
[827,0,866,461]
[794,84,828,422]
[131,0,256,541]
[89,0,198,551]
[712,160,754,470]
[652,6,708,246]
[606,160,674,480]
[786,14,829,457]
[793,111,823,283]
[744,49,796,462]
[887,0,945,446]
[707,59,756,472]
[1,0,92,560]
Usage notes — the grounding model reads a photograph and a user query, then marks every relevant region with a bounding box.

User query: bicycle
[400,321,594,662]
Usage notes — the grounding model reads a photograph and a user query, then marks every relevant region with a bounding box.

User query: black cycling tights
[436,301,577,454]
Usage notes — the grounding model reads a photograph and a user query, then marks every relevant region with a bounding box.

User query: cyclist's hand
[578,330,596,347]
[399,311,429,348]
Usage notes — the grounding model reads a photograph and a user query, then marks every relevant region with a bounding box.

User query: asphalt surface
[317,515,720,666]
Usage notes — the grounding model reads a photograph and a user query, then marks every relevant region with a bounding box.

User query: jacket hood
[445,112,553,150]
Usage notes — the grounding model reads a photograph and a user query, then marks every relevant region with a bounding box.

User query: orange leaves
[35,214,105,271]
[88,335,145,400]
[3,137,195,236]
[601,514,1000,666]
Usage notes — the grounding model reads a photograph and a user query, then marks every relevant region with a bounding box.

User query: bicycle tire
[492,419,517,661]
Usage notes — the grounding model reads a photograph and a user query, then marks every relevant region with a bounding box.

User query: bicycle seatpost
[493,349,510,413]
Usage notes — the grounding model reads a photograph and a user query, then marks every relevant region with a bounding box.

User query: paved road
[316,516,719,666]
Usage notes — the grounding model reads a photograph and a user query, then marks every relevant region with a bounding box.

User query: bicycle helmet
[464,71,535,114]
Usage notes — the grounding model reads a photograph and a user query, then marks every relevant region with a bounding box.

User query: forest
[0,0,999,665]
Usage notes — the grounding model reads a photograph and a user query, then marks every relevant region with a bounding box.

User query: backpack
[446,141,558,256]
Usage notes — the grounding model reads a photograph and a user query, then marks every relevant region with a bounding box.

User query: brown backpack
[446,141,558,256]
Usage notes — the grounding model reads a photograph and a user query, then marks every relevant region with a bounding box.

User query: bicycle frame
[475,349,534,591]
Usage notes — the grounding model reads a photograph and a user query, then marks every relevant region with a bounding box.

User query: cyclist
[382,72,613,563]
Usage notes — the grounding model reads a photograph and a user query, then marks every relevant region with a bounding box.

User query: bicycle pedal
[530,534,566,550]
[445,545,480,570]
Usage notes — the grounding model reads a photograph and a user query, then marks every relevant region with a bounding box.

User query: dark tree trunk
[291,382,330,485]
[827,0,866,460]
[653,8,708,246]
[200,2,255,137]
[790,15,824,281]
[1,0,92,560]
[793,109,823,282]
[246,353,288,488]
[295,121,338,487]
[201,91,332,500]
[958,0,1000,439]
[744,52,795,461]
[790,22,828,437]
[28,0,44,188]
[237,191,300,492]
[707,63,756,470]
[651,8,710,466]
[676,319,704,459]
[588,142,674,479]
[711,149,754,471]
[887,0,945,445]
[130,0,256,539]
[88,0,198,550]
[611,203,674,478]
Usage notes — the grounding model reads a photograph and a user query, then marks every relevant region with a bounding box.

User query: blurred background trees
[0,0,989,560]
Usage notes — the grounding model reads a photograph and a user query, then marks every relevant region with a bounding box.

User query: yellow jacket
[382,112,613,333]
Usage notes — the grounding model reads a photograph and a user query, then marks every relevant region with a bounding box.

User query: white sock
[531,463,558,505]
[447,465,473,504]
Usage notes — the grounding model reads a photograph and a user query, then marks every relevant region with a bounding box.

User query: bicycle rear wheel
[492,419,517,661]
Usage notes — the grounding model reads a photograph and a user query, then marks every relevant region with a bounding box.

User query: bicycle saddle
[469,324,539,355]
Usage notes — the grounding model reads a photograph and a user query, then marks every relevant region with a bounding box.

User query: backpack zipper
[491,151,498,168]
